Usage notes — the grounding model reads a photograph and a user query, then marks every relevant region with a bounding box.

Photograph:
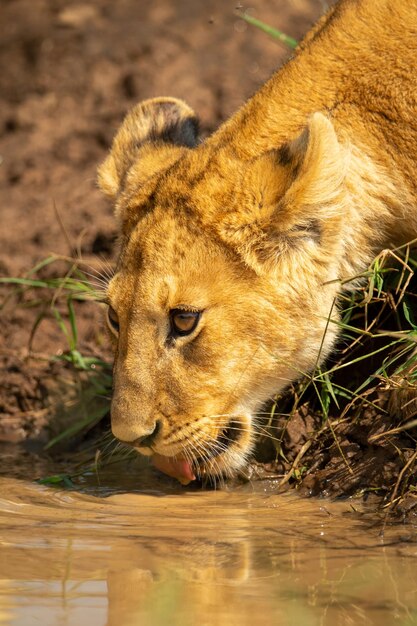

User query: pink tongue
[151,454,196,485]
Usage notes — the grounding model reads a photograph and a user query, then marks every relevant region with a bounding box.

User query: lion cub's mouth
[151,417,250,485]
[151,454,197,485]
[216,419,241,451]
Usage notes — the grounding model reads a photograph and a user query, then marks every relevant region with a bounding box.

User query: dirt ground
[0,0,325,431]
[1,0,416,517]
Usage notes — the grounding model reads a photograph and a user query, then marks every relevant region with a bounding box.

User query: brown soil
[1,0,416,516]
[0,0,322,436]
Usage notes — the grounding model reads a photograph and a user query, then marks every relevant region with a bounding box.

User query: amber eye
[107,305,120,335]
[170,309,201,337]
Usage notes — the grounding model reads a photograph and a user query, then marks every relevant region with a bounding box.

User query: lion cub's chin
[144,412,254,485]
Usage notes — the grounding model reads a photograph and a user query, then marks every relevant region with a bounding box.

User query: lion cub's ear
[281,113,346,227]
[219,113,348,272]
[98,97,199,199]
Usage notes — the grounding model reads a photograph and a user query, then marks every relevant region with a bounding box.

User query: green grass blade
[239,13,298,49]
[38,474,74,487]
[0,277,50,288]
[26,255,61,277]
[403,301,417,330]
[67,297,78,350]
[44,405,109,451]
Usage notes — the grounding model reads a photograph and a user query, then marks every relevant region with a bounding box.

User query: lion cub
[98,0,417,483]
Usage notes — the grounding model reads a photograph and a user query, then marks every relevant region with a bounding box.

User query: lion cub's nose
[112,418,162,447]
[132,419,162,448]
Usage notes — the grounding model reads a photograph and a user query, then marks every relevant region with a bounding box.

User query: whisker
[213,422,285,446]
[182,423,230,460]
[95,265,115,284]
[196,437,229,461]
[77,271,111,289]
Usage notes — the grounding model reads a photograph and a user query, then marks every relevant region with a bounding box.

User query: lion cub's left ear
[98,97,199,199]
[219,113,348,272]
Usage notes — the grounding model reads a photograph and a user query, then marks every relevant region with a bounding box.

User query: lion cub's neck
[339,141,417,282]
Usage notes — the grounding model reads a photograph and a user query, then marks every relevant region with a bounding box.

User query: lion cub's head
[98,97,347,482]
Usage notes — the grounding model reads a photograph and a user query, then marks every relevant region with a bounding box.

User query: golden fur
[98,0,417,481]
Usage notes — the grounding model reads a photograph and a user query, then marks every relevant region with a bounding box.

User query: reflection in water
[0,475,416,626]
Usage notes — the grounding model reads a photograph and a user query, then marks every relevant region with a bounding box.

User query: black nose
[132,419,162,448]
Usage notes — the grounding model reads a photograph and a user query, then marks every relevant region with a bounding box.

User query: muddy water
[0,470,416,626]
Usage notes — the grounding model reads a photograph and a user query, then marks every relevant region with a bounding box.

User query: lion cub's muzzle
[213,418,242,456]
[129,419,162,449]
[111,407,253,482]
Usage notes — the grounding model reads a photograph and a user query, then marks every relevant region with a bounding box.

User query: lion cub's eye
[107,305,120,335]
[170,309,201,337]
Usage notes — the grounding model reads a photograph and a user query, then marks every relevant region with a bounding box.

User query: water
[0,464,416,626]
